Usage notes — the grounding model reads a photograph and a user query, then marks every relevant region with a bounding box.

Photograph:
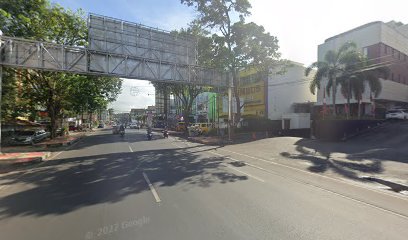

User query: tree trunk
[48,105,58,139]
[183,107,191,135]
[89,112,93,129]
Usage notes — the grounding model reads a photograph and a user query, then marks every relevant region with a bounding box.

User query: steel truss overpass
[0,14,226,87]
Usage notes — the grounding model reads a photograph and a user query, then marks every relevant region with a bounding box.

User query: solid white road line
[48,150,64,161]
[143,172,161,203]
[128,145,134,152]
[225,164,265,183]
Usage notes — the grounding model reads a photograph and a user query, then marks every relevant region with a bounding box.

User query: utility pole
[228,72,232,141]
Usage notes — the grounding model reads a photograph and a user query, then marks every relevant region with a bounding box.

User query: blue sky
[53,0,195,32]
[51,0,408,111]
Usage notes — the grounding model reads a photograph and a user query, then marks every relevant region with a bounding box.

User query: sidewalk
[34,133,84,148]
[0,131,85,171]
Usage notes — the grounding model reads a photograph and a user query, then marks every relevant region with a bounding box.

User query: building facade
[218,62,316,128]
[316,21,408,114]
[268,62,316,121]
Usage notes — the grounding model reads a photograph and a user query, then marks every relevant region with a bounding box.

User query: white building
[268,61,316,121]
[316,21,408,114]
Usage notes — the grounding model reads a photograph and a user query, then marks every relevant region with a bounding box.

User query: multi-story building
[219,62,316,129]
[316,21,408,114]
[130,108,146,121]
[192,92,218,123]
[155,90,170,119]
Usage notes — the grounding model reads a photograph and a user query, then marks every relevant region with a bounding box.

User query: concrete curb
[0,152,51,165]
[34,136,82,148]
[187,137,225,146]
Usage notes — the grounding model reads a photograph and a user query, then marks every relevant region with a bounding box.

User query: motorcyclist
[147,127,153,140]
[119,124,125,134]
[163,126,169,138]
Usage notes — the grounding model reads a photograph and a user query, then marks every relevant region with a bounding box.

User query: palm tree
[305,42,357,117]
[338,54,390,118]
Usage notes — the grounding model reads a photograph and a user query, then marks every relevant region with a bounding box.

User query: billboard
[88,14,196,65]
[219,68,266,118]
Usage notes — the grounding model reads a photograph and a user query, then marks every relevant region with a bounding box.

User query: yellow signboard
[219,69,266,118]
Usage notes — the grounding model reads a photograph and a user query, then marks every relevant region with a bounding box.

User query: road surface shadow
[361,176,408,193]
[280,145,383,181]
[278,122,408,182]
[0,147,247,219]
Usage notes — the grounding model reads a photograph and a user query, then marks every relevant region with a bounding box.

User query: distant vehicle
[97,123,105,128]
[385,110,407,120]
[129,123,140,129]
[163,129,169,138]
[10,129,50,145]
[146,128,153,140]
[193,123,212,134]
[175,122,186,132]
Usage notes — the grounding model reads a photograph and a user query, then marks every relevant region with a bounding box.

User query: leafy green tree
[305,42,357,117]
[153,82,209,133]
[181,0,284,128]
[0,0,122,138]
[67,75,122,124]
[338,54,389,118]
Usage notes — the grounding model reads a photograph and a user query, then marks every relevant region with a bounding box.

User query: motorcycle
[147,130,153,140]
[163,130,169,138]
[120,130,125,137]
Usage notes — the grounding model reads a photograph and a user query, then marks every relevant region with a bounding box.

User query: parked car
[10,129,50,145]
[385,109,408,120]
[98,123,105,128]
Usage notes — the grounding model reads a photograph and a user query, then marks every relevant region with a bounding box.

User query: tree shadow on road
[280,144,384,181]
[0,146,247,219]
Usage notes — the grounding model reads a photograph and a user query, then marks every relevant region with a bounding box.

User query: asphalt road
[0,129,407,240]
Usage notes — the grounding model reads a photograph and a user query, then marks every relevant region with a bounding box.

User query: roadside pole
[228,73,232,141]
